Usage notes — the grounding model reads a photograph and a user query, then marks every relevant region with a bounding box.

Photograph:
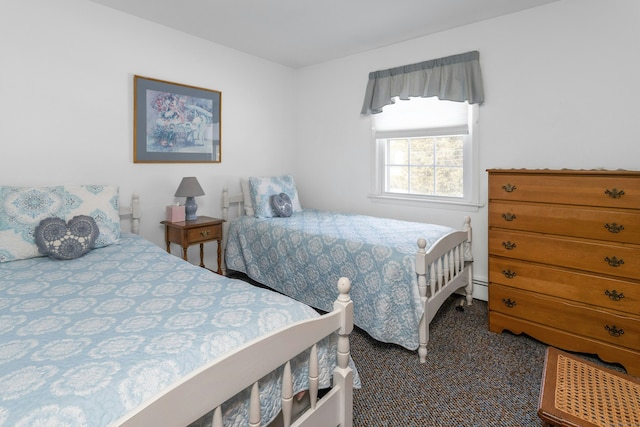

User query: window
[371,97,479,208]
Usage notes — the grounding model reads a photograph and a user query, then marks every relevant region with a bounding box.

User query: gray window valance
[361,51,484,115]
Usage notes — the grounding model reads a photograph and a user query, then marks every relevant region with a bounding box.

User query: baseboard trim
[472,279,488,302]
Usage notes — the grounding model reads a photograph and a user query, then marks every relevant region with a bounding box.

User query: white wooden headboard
[119,193,141,234]
[222,189,245,222]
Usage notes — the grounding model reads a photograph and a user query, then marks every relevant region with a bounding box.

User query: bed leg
[418,296,428,363]
[418,342,427,363]
[464,263,473,306]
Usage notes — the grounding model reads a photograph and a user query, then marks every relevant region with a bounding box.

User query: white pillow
[0,185,121,262]
[240,179,255,217]
[248,175,302,218]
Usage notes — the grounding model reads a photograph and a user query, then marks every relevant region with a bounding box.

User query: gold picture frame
[134,75,221,163]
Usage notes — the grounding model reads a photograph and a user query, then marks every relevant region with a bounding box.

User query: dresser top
[487,168,640,176]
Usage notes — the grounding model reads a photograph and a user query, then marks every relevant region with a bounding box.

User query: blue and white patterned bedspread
[225,209,458,350]
[0,233,357,427]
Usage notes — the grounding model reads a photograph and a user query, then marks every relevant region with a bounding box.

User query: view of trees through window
[385,136,464,197]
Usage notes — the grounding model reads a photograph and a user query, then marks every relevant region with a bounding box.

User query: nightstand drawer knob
[604,256,624,267]
[200,229,211,237]
[604,289,625,301]
[605,325,624,337]
[502,213,516,221]
[501,298,516,308]
[604,223,624,233]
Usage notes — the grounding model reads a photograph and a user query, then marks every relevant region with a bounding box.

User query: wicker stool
[538,347,640,427]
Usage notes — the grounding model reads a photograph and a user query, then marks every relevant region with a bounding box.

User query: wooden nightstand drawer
[489,284,640,351]
[489,256,640,315]
[489,201,640,244]
[187,225,222,243]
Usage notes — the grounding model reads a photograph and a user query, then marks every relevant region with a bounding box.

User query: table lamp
[175,177,205,221]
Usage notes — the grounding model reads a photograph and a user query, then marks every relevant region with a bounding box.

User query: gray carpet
[349,296,625,427]
[227,272,629,426]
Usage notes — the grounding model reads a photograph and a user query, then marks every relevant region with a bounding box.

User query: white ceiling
[89,0,558,69]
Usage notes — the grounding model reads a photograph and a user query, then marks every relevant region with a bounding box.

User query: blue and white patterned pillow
[64,185,121,248]
[0,185,121,262]
[248,175,302,218]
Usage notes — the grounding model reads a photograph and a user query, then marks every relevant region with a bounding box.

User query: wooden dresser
[487,169,640,376]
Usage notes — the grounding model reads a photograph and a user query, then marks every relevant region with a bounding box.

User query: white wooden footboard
[116,277,354,427]
[415,216,473,363]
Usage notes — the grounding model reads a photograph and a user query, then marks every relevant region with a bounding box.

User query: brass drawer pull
[502,241,516,250]
[502,213,516,221]
[604,256,624,267]
[604,325,624,337]
[502,183,517,193]
[604,223,624,233]
[604,188,625,199]
[501,269,517,279]
[200,229,211,237]
[501,298,516,308]
[604,289,625,301]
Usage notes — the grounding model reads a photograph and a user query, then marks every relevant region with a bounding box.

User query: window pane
[436,137,463,166]
[388,166,409,193]
[409,138,434,165]
[410,166,434,195]
[388,139,408,164]
[435,167,463,197]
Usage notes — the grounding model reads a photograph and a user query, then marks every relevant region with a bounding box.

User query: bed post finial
[337,277,351,302]
[334,276,353,336]
[417,238,427,252]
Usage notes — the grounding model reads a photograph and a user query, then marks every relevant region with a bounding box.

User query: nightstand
[161,216,225,274]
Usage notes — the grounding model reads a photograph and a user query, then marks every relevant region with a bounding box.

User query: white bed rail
[415,216,473,363]
[117,277,354,427]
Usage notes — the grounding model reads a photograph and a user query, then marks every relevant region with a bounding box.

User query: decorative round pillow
[270,193,293,217]
[35,215,99,260]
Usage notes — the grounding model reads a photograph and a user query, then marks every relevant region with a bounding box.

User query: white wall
[293,0,640,299]
[0,0,297,266]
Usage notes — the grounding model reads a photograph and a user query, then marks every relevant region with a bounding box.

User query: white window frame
[369,101,481,211]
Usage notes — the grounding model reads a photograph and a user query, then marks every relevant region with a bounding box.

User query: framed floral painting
[134,76,221,163]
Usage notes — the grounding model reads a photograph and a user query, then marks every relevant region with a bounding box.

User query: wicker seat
[538,347,640,427]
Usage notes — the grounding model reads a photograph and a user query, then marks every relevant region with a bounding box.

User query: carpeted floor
[349,296,626,427]
[228,272,630,426]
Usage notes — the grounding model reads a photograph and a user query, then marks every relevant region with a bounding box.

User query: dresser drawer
[489,283,640,351]
[489,201,640,244]
[187,224,222,243]
[489,229,640,280]
[489,256,639,315]
[488,171,640,209]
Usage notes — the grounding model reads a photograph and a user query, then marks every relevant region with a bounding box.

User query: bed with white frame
[0,186,356,427]
[222,177,473,363]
